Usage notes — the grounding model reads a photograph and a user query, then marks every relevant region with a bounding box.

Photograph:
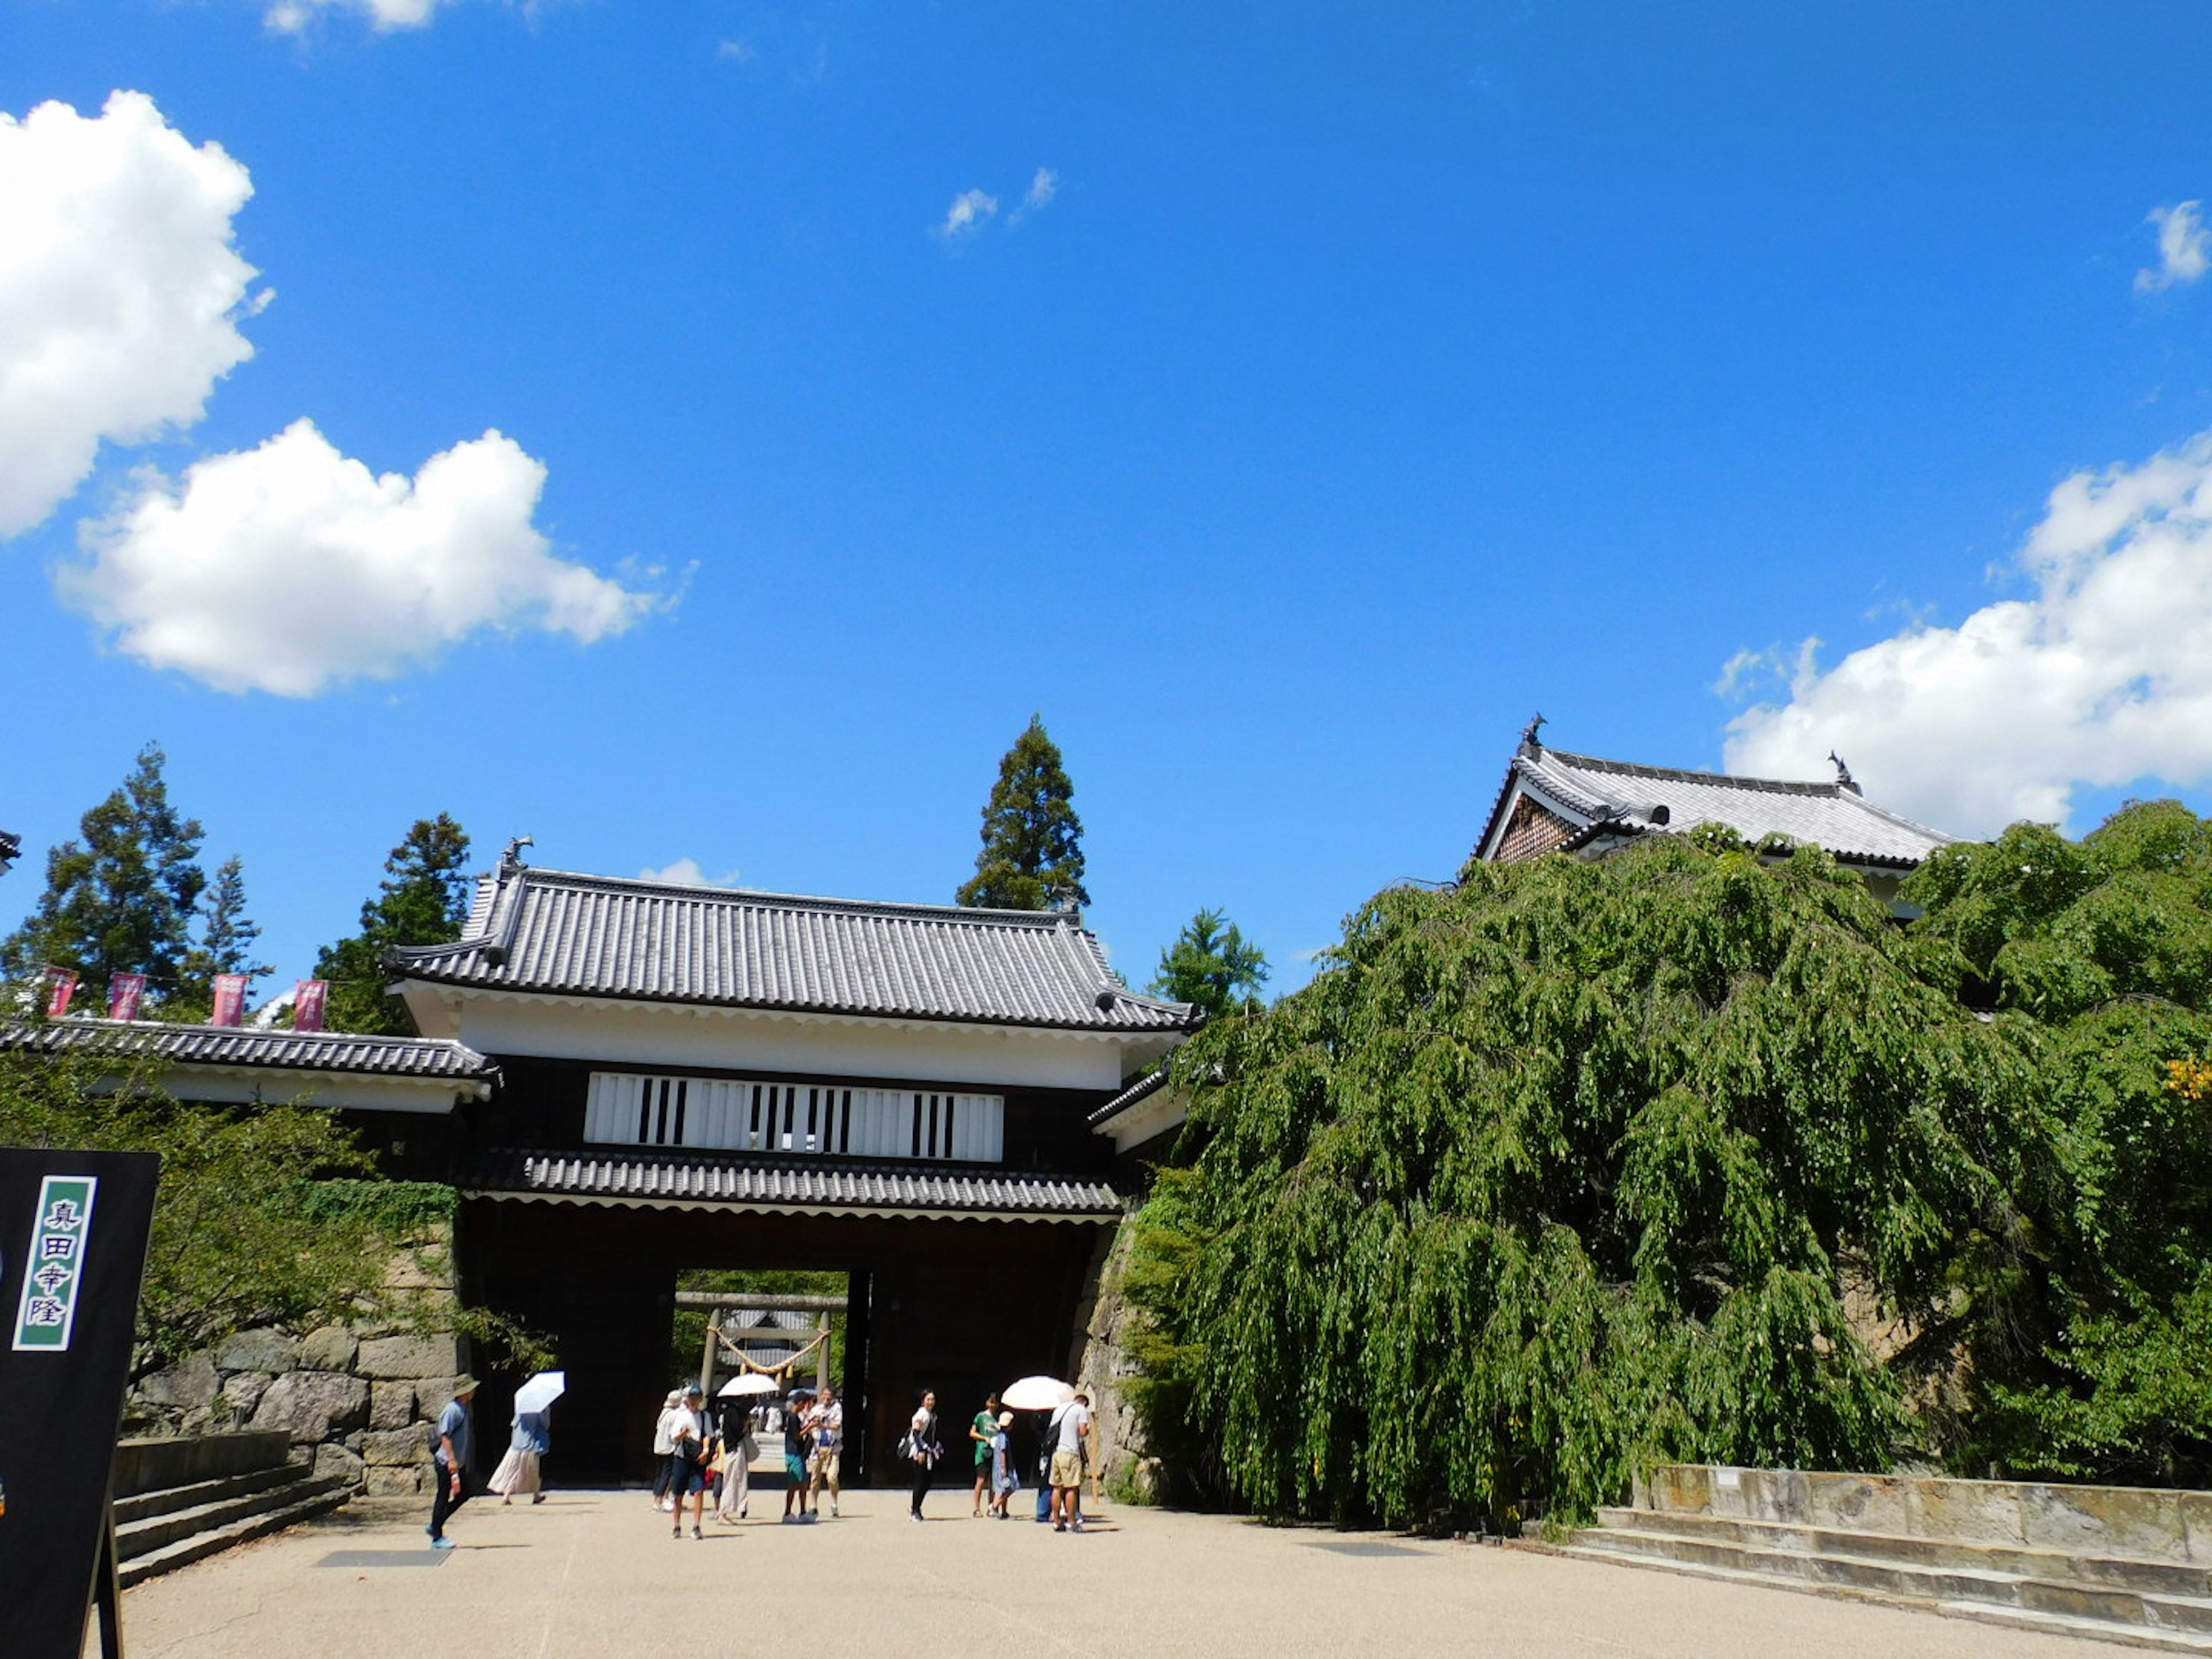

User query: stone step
[1597,1506,2212,1599]
[1566,1529,2212,1652]
[115,1465,297,1527]
[117,1475,346,1563]
[117,1485,349,1589]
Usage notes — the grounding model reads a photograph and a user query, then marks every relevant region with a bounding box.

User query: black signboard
[0,1148,160,1659]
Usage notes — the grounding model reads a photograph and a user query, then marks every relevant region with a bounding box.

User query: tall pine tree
[312,815,474,1035]
[1149,908,1269,1018]
[0,744,206,1009]
[177,854,270,1012]
[955,715,1090,910]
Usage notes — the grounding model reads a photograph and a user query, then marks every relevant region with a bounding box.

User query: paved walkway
[97,1487,2144,1658]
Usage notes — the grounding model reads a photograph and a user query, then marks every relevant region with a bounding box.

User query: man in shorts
[782,1391,814,1522]
[1048,1391,1093,1533]
[806,1385,844,1518]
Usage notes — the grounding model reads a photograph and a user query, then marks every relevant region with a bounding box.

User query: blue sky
[5,1,2212,1002]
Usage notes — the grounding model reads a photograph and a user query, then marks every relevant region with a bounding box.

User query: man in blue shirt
[427,1374,479,1550]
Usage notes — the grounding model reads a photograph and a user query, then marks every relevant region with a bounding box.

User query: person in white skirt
[490,1407,551,1504]
[714,1398,757,1523]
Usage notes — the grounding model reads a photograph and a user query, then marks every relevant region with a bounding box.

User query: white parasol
[513,1370,566,1415]
[1001,1375,1075,1411]
[718,1372,782,1397]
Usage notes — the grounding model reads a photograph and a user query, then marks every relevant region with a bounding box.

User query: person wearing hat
[666,1383,712,1540]
[426,1374,479,1550]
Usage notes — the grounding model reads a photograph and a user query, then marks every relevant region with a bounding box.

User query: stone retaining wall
[1637,1463,2212,1565]
[1071,1213,1158,1499]
[123,1229,469,1497]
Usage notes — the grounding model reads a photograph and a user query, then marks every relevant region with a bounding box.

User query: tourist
[490,1404,551,1505]
[969,1391,1002,1516]
[782,1390,814,1522]
[1048,1391,1093,1533]
[806,1384,844,1518]
[667,1383,711,1540]
[1031,1410,1055,1522]
[650,1388,683,1510]
[425,1374,478,1550]
[715,1397,756,1524]
[906,1389,942,1521]
[990,1410,1016,1518]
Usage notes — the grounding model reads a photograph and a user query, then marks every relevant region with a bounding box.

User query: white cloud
[715,37,757,62]
[937,188,998,238]
[58,419,660,696]
[639,858,740,888]
[0,91,261,539]
[1724,430,2212,836]
[2136,202,2209,294]
[1022,168,1056,211]
[264,0,445,34]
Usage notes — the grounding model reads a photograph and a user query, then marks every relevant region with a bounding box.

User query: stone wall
[1070,1213,1158,1499]
[124,1228,471,1497]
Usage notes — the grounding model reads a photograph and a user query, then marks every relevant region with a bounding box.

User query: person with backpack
[905,1389,942,1521]
[1047,1391,1094,1533]
[665,1383,712,1540]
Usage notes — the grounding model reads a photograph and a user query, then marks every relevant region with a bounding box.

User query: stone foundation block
[251,1371,370,1444]
[362,1426,432,1467]
[299,1325,358,1373]
[138,1352,219,1411]
[314,1444,365,1487]
[363,1464,424,1498]
[370,1382,416,1431]
[357,1333,461,1380]
[216,1330,300,1374]
[220,1370,274,1415]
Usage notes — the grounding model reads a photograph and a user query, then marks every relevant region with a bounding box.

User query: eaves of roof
[462,1146,1124,1224]
[4,1017,495,1085]
[1088,1065,1172,1127]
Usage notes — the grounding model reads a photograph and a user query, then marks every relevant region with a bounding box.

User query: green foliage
[175,854,270,1016]
[1126,832,2032,1528]
[0,744,207,1011]
[1149,908,1269,1018]
[956,715,1090,911]
[312,815,474,1035]
[0,1036,552,1374]
[300,1178,459,1234]
[0,1036,380,1370]
[1904,800,2212,1484]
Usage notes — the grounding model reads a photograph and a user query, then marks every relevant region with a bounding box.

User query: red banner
[293,979,328,1033]
[210,974,248,1027]
[107,973,146,1022]
[41,967,78,1018]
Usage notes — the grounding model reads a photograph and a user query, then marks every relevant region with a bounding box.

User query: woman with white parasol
[489,1372,564,1504]
[714,1372,774,1522]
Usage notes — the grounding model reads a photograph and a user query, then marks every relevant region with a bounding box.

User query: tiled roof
[5,1017,494,1081]
[390,866,1202,1034]
[1482,745,1956,870]
[465,1147,1124,1220]
[1089,1064,1172,1127]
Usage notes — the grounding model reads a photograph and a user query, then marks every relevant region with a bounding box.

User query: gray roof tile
[465,1146,1123,1219]
[1486,747,1956,869]
[391,866,1202,1033]
[6,1017,493,1080]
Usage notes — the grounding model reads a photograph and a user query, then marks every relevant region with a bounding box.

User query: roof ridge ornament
[497,835,534,880]
[1518,712,1547,757]
[1827,752,1859,794]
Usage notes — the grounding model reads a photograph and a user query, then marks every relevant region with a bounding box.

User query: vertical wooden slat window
[585,1071,1003,1159]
